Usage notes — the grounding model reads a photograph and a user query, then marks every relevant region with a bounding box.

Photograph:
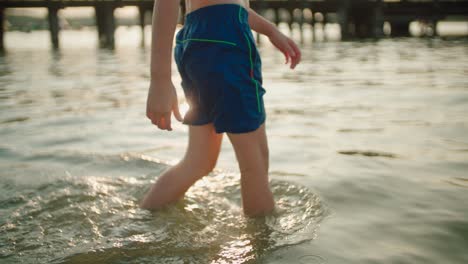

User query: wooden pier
[1,0,468,51]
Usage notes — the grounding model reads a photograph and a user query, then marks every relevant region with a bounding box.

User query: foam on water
[0,149,328,263]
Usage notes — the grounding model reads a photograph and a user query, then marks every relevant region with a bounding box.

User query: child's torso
[185,0,248,15]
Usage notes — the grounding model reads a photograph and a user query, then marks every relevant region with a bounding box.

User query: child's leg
[226,123,275,217]
[140,123,223,210]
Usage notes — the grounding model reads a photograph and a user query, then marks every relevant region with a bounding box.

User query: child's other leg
[227,123,275,217]
[140,123,223,210]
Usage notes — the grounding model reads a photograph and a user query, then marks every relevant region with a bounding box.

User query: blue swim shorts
[174,3,266,134]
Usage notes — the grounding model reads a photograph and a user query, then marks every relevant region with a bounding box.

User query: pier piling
[338,0,351,39]
[0,7,4,52]
[95,3,116,49]
[373,0,384,38]
[310,11,316,42]
[47,6,60,49]
[138,5,146,47]
[338,0,385,40]
[390,20,411,37]
[180,0,186,25]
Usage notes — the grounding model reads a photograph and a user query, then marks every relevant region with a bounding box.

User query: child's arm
[246,6,301,69]
[146,0,183,131]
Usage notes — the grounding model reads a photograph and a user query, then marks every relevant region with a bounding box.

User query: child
[140,0,301,217]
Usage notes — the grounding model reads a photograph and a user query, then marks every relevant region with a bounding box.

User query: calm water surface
[1,26,468,263]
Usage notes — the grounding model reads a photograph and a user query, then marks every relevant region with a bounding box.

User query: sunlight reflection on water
[1,25,468,263]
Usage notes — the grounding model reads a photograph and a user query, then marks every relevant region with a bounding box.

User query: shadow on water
[338,150,397,158]
[0,147,329,263]
[48,49,64,77]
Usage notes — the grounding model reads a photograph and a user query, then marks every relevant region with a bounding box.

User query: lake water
[1,25,468,263]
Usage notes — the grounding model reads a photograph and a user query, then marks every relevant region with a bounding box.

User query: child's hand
[267,29,301,69]
[146,79,183,131]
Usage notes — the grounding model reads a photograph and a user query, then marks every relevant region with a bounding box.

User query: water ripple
[0,152,328,263]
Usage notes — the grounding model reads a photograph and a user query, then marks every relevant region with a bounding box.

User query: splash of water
[0,151,328,263]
